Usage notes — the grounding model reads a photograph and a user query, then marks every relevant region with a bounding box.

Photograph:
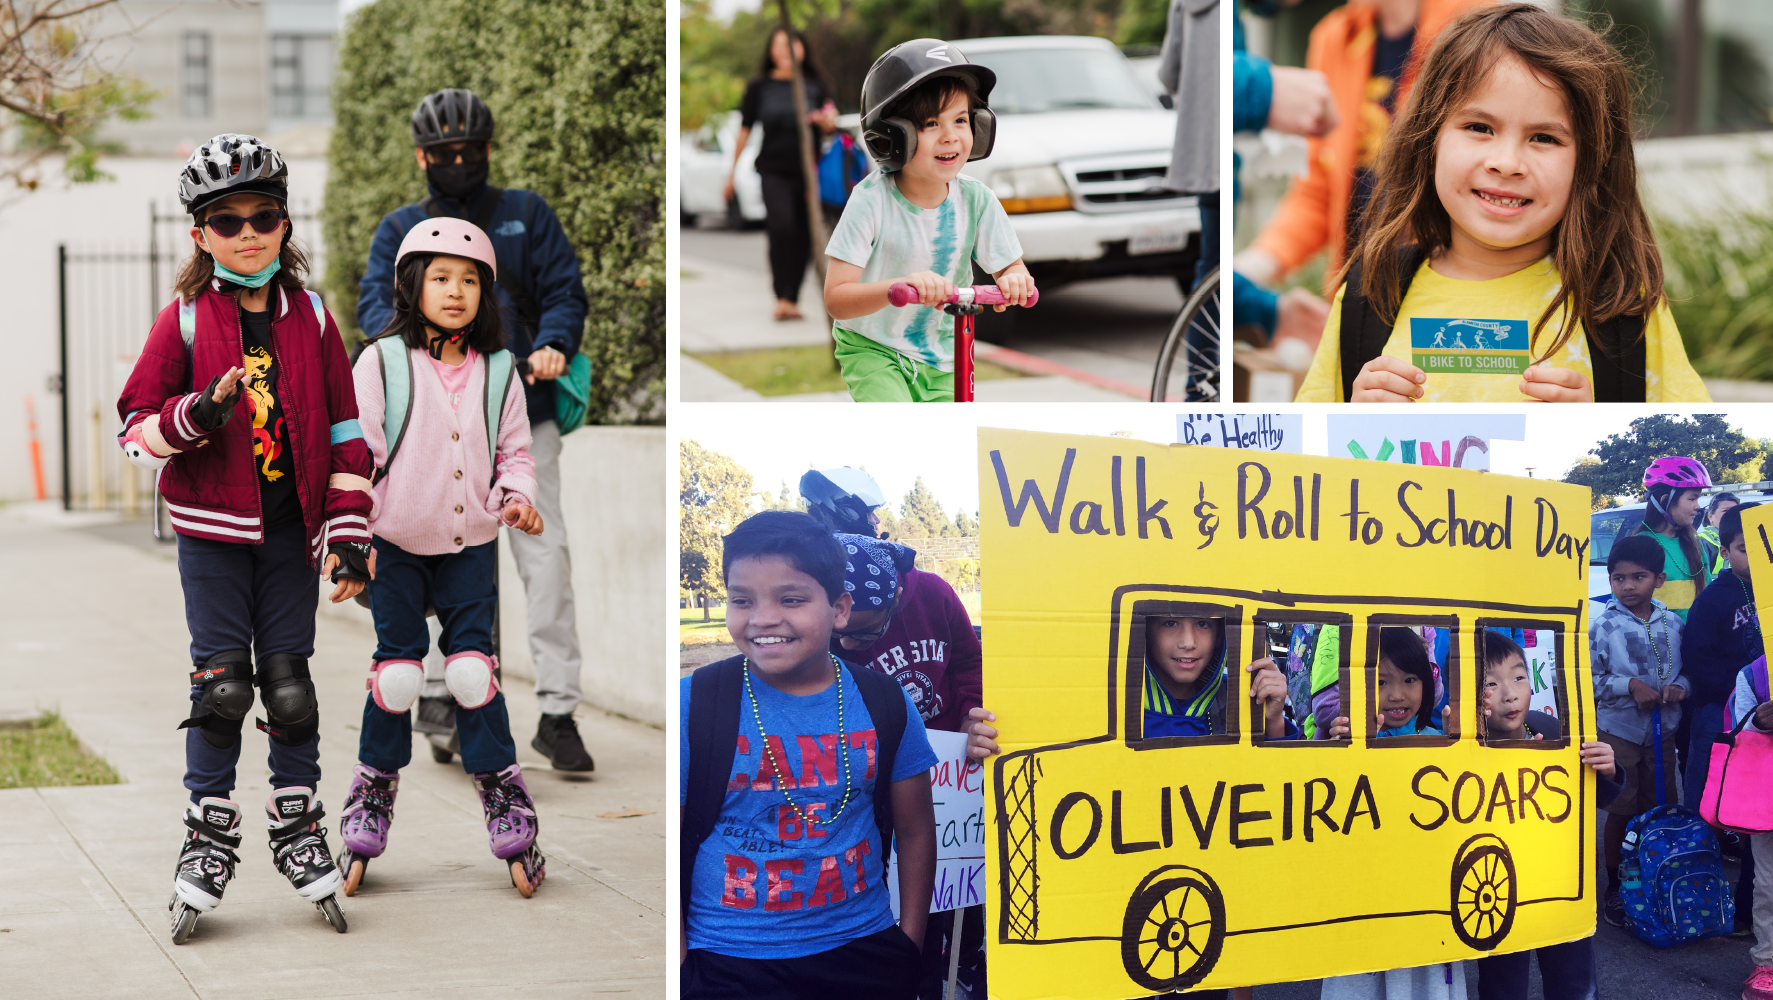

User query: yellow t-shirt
[1295,257,1711,403]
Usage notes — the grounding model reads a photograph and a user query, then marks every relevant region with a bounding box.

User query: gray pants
[1754,832,1773,967]
[424,418,584,717]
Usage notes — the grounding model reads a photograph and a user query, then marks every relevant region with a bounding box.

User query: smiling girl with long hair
[1295,3,1709,404]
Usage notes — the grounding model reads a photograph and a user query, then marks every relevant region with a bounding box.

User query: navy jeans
[360,537,516,775]
[1476,937,1596,1000]
[1682,700,1725,809]
[177,522,322,803]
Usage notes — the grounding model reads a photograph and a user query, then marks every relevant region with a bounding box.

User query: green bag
[553,352,593,434]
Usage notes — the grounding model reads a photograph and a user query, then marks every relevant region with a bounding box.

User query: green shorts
[833,326,952,402]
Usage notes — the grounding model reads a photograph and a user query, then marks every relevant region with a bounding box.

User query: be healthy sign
[1411,318,1531,375]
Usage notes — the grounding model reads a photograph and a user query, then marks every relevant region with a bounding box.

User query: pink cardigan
[352,344,537,556]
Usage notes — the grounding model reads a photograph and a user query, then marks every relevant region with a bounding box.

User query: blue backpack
[1618,713,1735,947]
[818,132,871,209]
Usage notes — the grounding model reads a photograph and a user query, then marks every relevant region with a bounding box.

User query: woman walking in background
[723,28,839,321]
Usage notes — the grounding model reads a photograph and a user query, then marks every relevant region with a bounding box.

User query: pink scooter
[887,284,1040,401]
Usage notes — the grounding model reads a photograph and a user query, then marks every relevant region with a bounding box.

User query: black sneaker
[532,713,595,772]
[1603,886,1627,928]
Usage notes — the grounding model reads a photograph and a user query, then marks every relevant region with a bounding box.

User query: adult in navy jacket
[357,89,595,773]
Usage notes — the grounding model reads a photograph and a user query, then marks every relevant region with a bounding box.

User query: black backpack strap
[1338,244,1428,402]
[682,656,745,914]
[847,662,908,875]
[1588,314,1646,403]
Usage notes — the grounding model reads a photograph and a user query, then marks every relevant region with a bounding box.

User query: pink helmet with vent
[1643,456,1711,492]
[395,217,496,279]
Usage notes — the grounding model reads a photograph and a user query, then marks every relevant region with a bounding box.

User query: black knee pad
[177,650,255,749]
[253,653,318,746]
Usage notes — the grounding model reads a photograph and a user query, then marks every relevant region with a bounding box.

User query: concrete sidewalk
[0,505,663,998]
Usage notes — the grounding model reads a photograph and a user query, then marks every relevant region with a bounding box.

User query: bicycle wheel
[1150,265,1220,402]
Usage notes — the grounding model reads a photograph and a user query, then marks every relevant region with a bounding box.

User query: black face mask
[427,160,488,200]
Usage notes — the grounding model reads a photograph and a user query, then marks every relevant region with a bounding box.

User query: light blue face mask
[211,256,282,289]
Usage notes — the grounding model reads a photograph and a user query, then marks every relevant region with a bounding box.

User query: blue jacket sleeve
[1233,52,1272,135]
[523,194,589,358]
[357,213,405,337]
[1233,270,1277,335]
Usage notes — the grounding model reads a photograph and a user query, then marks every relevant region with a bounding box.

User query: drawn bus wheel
[1450,837,1516,951]
[1120,866,1225,992]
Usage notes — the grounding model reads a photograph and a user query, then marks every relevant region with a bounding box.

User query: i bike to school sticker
[1410,318,1531,375]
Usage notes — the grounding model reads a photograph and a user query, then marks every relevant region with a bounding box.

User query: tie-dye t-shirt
[825,171,1023,372]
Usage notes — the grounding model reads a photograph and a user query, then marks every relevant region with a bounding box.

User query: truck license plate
[1128,224,1186,256]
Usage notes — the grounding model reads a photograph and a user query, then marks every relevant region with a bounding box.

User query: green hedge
[324,0,664,423]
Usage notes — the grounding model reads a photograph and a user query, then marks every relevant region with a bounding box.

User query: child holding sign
[1472,630,1620,1000]
[1293,3,1708,403]
[1726,658,1773,1000]
[680,512,938,1000]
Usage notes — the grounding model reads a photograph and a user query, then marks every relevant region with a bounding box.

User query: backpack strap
[1338,244,1428,402]
[482,349,515,486]
[372,337,413,486]
[846,662,908,876]
[1588,314,1646,403]
[682,656,746,915]
[178,298,197,352]
[304,290,326,333]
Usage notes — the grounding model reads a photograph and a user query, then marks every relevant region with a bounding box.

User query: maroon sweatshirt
[831,568,982,733]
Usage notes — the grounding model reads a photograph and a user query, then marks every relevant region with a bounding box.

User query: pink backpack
[1700,659,1773,835]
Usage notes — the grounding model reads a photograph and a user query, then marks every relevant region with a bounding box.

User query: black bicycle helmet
[799,468,888,533]
[177,134,288,216]
[411,89,495,147]
[860,39,997,172]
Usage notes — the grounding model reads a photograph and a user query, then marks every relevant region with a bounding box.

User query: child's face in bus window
[419,255,483,332]
[192,193,286,276]
[725,555,850,680]
[1482,652,1532,738]
[904,89,974,187]
[1147,617,1218,690]
[1375,656,1423,730]
[1433,52,1575,264]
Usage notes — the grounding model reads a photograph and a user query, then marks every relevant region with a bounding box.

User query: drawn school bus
[978,430,1597,1000]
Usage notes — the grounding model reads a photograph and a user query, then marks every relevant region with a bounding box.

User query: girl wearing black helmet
[823,39,1035,403]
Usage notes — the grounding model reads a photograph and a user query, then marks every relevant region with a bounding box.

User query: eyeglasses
[203,209,288,238]
[426,143,489,164]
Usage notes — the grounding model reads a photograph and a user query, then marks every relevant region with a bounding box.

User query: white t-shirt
[825,170,1024,371]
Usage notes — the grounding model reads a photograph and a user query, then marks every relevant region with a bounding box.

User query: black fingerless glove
[328,541,373,584]
[192,373,242,431]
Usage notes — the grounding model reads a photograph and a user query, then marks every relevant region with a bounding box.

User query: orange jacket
[1250,0,1490,290]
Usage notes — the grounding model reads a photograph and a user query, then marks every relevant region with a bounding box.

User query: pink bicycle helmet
[394,217,496,279]
[1643,456,1712,492]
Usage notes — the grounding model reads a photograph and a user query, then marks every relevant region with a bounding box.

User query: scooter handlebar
[886,283,1039,308]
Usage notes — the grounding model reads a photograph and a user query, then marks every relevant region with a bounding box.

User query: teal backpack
[370,336,515,487]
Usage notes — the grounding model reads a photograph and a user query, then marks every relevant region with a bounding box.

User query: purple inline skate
[337,764,400,896]
[474,764,546,896]
[168,797,242,944]
[265,787,348,932]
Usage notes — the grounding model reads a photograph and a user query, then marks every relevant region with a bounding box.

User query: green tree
[898,476,952,537]
[953,508,977,536]
[1,1,155,202]
[1562,414,1761,500]
[758,480,804,511]
[681,440,756,620]
[325,0,663,424]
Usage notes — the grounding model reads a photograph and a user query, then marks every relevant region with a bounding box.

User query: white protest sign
[1178,413,1304,453]
[1524,629,1560,719]
[889,729,985,917]
[1326,414,1526,471]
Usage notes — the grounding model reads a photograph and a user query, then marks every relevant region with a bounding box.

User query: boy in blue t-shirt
[681,511,938,1000]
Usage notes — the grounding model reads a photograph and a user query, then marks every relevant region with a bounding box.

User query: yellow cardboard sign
[978,430,1597,998]
[1735,504,1773,693]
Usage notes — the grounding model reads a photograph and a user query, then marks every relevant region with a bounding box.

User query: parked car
[680,111,764,229]
[957,34,1199,291]
[1588,482,1773,601]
